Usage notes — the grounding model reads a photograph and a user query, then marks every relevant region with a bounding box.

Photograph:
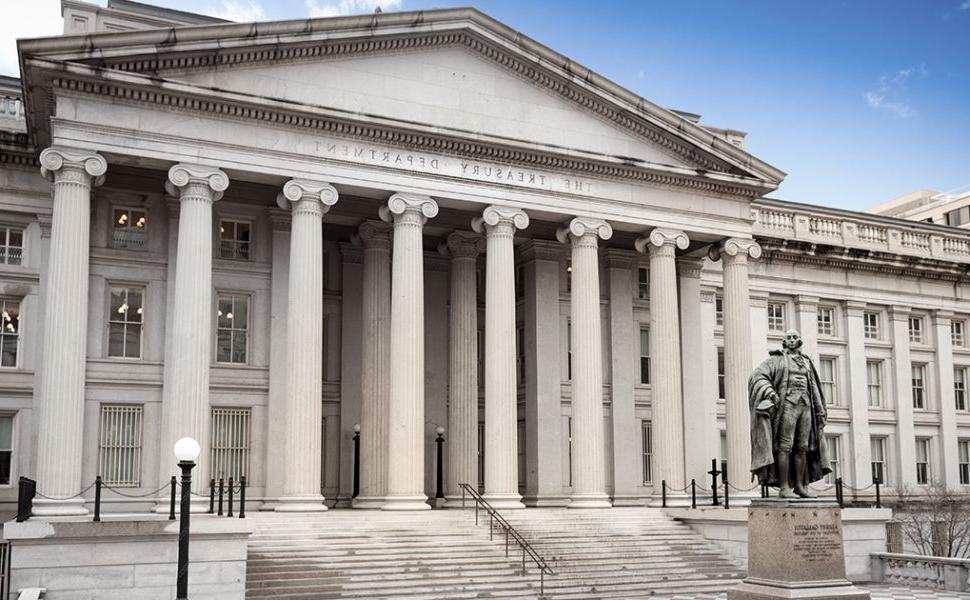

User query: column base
[522,494,570,507]
[353,496,387,510]
[568,493,612,509]
[483,493,525,510]
[442,494,469,509]
[274,495,328,512]
[381,495,431,511]
[611,494,647,507]
[31,497,88,517]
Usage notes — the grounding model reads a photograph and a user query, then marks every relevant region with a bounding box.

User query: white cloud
[203,0,267,22]
[961,0,970,10]
[0,0,75,78]
[305,0,402,18]
[863,64,928,119]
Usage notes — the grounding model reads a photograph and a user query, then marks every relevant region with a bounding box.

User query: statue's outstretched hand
[755,399,775,416]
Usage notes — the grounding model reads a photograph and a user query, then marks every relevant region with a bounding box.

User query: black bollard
[723,472,730,510]
[352,427,360,499]
[875,476,882,509]
[835,477,844,508]
[709,459,720,506]
[661,480,667,508]
[94,476,102,523]
[208,478,215,514]
[228,477,234,518]
[218,478,224,516]
[435,429,445,500]
[169,476,177,520]
[691,479,696,509]
[239,476,246,519]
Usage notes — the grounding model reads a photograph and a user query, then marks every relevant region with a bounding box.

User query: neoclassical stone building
[1,0,969,515]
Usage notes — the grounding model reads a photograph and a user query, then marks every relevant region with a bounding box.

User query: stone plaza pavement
[668,588,970,600]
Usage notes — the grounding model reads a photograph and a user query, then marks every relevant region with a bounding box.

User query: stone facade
[0,1,968,518]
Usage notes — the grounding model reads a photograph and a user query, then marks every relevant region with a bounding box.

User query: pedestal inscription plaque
[728,499,869,600]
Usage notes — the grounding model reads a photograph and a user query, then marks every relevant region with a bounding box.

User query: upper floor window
[870,436,887,485]
[912,364,927,410]
[717,347,725,400]
[0,226,24,265]
[915,438,931,485]
[864,311,880,340]
[108,286,143,359]
[961,441,970,486]
[946,206,970,227]
[637,267,649,300]
[956,367,968,412]
[565,319,572,381]
[866,360,883,407]
[639,327,650,385]
[954,321,966,348]
[817,306,836,336]
[219,220,251,260]
[819,357,837,405]
[216,293,249,364]
[0,299,19,368]
[909,316,924,344]
[767,301,786,332]
[715,296,723,327]
[111,208,147,251]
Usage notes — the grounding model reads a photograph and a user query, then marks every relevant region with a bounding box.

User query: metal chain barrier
[33,480,96,501]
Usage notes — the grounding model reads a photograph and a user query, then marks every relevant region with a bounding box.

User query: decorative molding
[708,237,762,262]
[165,163,229,200]
[472,205,530,235]
[276,178,339,214]
[39,147,107,186]
[555,217,612,244]
[634,228,689,254]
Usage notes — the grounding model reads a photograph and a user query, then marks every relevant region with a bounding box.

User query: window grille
[0,227,23,265]
[111,208,147,250]
[0,300,18,368]
[216,294,249,364]
[219,220,251,260]
[864,312,880,340]
[817,307,835,336]
[642,420,653,484]
[210,408,251,480]
[108,286,143,359]
[639,328,650,385]
[767,302,786,332]
[98,405,143,487]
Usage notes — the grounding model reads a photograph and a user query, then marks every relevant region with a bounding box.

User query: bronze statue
[748,329,830,498]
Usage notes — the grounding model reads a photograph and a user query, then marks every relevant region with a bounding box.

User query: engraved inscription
[792,523,841,563]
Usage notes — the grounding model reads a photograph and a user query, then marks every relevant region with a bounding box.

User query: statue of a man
[748,329,830,498]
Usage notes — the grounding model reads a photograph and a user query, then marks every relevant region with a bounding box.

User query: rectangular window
[820,357,837,406]
[864,312,880,340]
[210,408,251,480]
[216,293,249,364]
[817,306,836,336]
[715,296,723,327]
[946,206,970,227]
[867,361,883,407]
[0,415,12,485]
[637,267,649,300]
[642,420,653,484]
[108,286,143,359]
[219,220,251,260]
[916,438,930,485]
[961,441,970,485]
[912,364,926,410]
[825,435,841,484]
[870,437,886,485]
[767,301,786,332]
[909,316,924,344]
[98,405,143,487]
[639,327,650,385]
[953,321,966,348]
[956,367,967,412]
[0,226,24,265]
[717,348,725,400]
[0,299,19,368]
[111,208,147,251]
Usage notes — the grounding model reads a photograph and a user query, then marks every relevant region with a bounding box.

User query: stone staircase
[245,507,743,599]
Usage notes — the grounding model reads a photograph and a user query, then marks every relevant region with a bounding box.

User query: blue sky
[4,0,969,210]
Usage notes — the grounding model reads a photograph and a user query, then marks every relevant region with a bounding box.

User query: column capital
[353,220,393,251]
[267,207,292,232]
[708,237,762,262]
[519,239,563,263]
[634,228,689,254]
[380,193,438,226]
[165,164,229,201]
[556,217,612,244]
[472,205,529,236]
[439,230,484,259]
[276,179,338,216]
[36,213,53,239]
[605,248,636,270]
[39,147,107,186]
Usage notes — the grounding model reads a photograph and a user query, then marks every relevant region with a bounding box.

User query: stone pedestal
[728,499,869,600]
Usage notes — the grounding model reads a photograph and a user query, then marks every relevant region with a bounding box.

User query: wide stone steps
[244,507,743,599]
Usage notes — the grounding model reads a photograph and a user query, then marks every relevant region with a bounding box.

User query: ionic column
[709,238,762,490]
[381,193,438,511]
[934,310,959,488]
[560,217,613,508]
[33,148,106,516]
[474,206,529,509]
[275,179,338,512]
[161,164,228,502]
[354,220,393,509]
[440,231,484,507]
[636,229,689,498]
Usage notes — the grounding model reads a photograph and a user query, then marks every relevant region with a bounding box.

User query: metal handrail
[458,482,554,596]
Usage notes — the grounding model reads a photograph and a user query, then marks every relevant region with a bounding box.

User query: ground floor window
[98,404,143,487]
[210,408,251,480]
[641,420,652,484]
[915,438,930,485]
[0,415,12,485]
[871,437,887,485]
[960,441,970,485]
[825,435,841,484]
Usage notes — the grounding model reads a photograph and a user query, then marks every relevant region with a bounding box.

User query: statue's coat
[748,350,831,486]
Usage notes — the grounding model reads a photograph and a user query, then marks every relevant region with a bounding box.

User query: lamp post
[435,426,445,501]
[173,437,201,600]
[352,423,361,499]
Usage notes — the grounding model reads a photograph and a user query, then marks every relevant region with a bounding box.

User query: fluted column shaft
[276,180,338,511]
[33,148,106,516]
[162,164,228,501]
[711,238,762,489]
[355,220,393,509]
[442,232,483,506]
[640,230,690,495]
[562,217,613,508]
[475,207,529,509]
[381,194,438,511]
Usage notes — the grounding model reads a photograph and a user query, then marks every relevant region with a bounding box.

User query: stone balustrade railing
[752,200,970,265]
[870,552,970,591]
[0,97,24,119]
